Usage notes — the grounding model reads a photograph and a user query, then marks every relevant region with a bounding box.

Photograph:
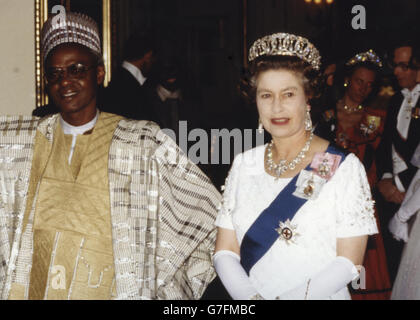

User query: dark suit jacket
[102,67,154,121]
[377,92,420,189]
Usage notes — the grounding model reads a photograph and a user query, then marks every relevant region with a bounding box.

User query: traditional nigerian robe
[0,113,221,300]
[26,115,117,299]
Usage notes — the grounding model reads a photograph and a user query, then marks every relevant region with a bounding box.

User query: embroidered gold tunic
[0,113,221,300]
[10,113,120,300]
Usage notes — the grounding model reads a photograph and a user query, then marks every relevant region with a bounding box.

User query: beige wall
[0,0,35,115]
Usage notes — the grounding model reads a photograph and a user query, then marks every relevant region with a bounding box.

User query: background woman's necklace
[266,132,314,180]
[339,99,363,113]
[343,104,363,113]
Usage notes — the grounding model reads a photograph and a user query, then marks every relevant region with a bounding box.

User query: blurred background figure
[389,45,420,300]
[311,58,340,129]
[316,50,386,185]
[390,143,420,300]
[102,32,157,120]
[324,63,337,87]
[315,50,392,299]
[148,58,200,141]
[376,39,420,284]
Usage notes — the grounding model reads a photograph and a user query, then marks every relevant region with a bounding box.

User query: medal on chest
[360,115,381,136]
[275,152,342,244]
[275,219,300,245]
[412,107,420,119]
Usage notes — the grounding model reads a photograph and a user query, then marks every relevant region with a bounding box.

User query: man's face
[45,43,105,120]
[393,46,417,90]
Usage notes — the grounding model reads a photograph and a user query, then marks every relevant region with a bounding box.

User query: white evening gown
[216,145,378,300]
[391,169,420,300]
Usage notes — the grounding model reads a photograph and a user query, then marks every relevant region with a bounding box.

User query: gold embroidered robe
[0,113,221,300]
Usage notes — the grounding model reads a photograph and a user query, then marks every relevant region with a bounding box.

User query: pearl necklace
[266,132,314,179]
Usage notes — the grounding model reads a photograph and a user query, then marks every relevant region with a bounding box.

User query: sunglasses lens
[45,64,94,83]
[69,64,87,78]
[46,69,61,83]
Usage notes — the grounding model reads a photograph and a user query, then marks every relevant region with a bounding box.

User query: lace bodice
[215,145,378,299]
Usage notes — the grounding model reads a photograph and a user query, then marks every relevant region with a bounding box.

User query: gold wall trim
[34,0,49,108]
[103,0,112,87]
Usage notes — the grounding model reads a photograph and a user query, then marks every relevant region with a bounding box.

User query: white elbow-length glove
[214,251,359,300]
[389,170,420,242]
[213,250,260,300]
[276,256,360,300]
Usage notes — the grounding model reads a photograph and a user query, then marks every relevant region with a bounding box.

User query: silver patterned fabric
[41,12,102,61]
[0,115,221,300]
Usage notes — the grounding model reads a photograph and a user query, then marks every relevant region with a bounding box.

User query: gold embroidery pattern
[28,113,120,300]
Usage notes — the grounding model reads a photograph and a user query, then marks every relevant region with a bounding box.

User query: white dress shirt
[384,84,420,192]
[122,61,147,86]
[398,84,420,139]
[60,111,99,164]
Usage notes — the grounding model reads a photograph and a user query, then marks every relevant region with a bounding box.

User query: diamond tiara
[346,49,383,68]
[248,33,321,71]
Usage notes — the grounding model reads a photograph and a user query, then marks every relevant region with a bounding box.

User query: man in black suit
[376,41,420,283]
[102,33,156,120]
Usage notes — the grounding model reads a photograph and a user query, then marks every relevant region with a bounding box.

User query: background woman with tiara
[213,33,378,300]
[315,51,392,299]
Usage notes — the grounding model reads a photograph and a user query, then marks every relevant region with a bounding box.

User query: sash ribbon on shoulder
[240,145,348,275]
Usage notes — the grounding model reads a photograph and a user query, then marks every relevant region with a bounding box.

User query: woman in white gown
[390,143,420,299]
[213,33,378,300]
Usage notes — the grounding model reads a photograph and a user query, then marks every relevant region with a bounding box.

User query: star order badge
[275,219,300,245]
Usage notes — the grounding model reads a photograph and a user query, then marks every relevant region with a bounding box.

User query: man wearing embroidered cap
[0,12,220,300]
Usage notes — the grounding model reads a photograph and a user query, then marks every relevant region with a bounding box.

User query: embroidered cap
[41,12,102,62]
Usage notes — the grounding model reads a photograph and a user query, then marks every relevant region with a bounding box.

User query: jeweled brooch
[275,219,300,245]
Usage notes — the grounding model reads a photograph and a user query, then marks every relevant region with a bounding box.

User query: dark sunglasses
[45,63,97,84]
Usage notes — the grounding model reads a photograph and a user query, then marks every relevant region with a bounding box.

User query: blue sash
[240,145,348,275]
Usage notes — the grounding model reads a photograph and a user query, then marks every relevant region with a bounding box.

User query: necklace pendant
[304,182,314,197]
